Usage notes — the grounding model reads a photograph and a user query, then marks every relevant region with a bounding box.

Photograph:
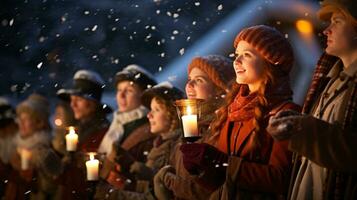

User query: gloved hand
[267,109,304,140]
[129,161,154,180]
[180,143,228,175]
[154,165,175,200]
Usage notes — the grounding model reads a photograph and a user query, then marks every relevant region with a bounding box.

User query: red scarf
[228,80,293,122]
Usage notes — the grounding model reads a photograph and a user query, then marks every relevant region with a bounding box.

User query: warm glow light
[54,118,63,126]
[296,19,313,34]
[186,106,192,115]
[89,152,95,160]
[68,126,76,134]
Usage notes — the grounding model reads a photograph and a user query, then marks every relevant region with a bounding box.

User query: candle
[18,148,32,170]
[181,106,198,137]
[86,153,99,181]
[65,126,78,151]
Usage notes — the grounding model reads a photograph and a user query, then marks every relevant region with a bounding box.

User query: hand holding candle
[65,126,78,151]
[86,153,99,181]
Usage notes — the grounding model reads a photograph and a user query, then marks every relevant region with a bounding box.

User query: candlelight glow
[186,106,193,115]
[54,118,63,126]
[68,126,76,134]
[296,19,313,34]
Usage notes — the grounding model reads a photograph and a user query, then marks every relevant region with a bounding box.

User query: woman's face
[185,67,217,100]
[323,12,357,58]
[116,81,143,112]
[147,98,171,135]
[233,40,265,93]
[18,112,40,138]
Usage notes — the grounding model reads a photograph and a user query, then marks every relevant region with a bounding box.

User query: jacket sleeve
[234,139,292,194]
[289,115,357,172]
[164,172,212,200]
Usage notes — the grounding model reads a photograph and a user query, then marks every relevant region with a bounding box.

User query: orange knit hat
[188,55,234,92]
[234,25,294,74]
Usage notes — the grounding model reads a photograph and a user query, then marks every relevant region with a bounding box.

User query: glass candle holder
[175,99,203,143]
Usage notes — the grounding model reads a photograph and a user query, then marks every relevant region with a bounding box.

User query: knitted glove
[153,165,175,200]
[267,109,303,140]
[180,143,228,175]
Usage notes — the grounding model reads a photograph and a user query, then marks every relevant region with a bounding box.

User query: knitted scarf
[228,82,293,122]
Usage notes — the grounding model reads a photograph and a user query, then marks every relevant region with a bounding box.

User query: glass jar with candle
[175,99,203,143]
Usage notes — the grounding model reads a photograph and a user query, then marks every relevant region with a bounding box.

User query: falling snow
[37,62,43,69]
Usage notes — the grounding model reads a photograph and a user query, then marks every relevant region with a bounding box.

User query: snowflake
[179,48,185,55]
[91,25,98,31]
[37,62,43,69]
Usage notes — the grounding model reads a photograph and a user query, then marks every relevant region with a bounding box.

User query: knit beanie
[17,94,50,122]
[234,25,294,74]
[188,55,234,92]
[317,0,357,23]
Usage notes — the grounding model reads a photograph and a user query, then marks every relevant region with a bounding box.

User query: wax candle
[85,153,99,181]
[65,126,78,151]
[19,148,32,170]
[181,106,198,137]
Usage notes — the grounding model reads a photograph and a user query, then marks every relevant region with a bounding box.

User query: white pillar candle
[19,148,32,170]
[181,106,198,137]
[86,153,99,181]
[65,126,78,151]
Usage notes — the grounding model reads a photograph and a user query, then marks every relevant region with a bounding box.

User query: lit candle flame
[186,106,193,115]
[68,126,76,134]
[89,153,95,160]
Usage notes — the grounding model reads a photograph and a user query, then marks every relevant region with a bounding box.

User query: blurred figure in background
[5,94,62,200]
[98,64,157,191]
[55,69,112,199]
[52,100,77,156]
[96,82,184,199]
[0,97,17,197]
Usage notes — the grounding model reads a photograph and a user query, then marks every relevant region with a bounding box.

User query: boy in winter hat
[55,70,111,200]
[97,64,157,192]
[267,0,357,199]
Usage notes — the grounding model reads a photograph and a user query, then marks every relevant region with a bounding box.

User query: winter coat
[162,99,224,200]
[55,115,109,200]
[208,101,300,200]
[289,54,357,200]
[98,106,149,156]
[4,130,62,200]
[97,129,181,200]
[99,113,155,191]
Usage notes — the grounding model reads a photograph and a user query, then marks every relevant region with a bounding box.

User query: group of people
[0,0,356,199]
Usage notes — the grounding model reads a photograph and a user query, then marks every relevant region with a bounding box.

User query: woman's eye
[244,53,251,57]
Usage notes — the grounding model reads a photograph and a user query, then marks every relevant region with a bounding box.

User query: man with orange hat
[267,0,357,199]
